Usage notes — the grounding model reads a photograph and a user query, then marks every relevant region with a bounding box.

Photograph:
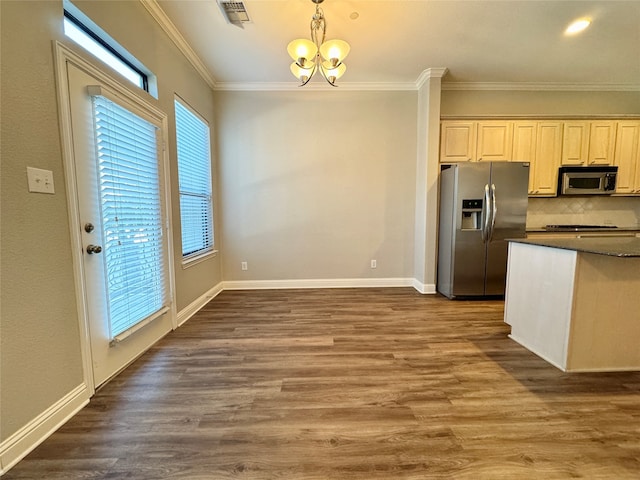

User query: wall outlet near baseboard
[370,259,377,269]
[241,261,248,271]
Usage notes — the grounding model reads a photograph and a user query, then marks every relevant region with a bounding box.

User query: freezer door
[485,162,529,295]
[450,163,492,297]
[437,165,457,298]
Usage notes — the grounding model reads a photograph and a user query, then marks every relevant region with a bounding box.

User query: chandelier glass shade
[287,0,350,86]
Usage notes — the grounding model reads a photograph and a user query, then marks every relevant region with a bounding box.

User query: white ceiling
[154,0,640,90]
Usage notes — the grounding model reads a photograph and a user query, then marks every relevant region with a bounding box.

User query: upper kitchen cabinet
[562,121,616,166]
[440,121,512,162]
[588,121,617,165]
[614,121,640,195]
[562,121,589,165]
[476,121,513,161]
[440,117,639,197]
[512,121,562,196]
[512,122,537,192]
[440,121,476,162]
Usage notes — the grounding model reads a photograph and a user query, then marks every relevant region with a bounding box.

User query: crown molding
[212,82,420,92]
[415,68,449,89]
[441,82,640,92]
[212,79,640,93]
[139,0,217,89]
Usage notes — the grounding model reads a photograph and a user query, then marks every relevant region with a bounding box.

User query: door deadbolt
[84,223,95,233]
[86,244,102,254]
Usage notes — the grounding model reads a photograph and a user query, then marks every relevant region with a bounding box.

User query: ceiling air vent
[217,1,251,28]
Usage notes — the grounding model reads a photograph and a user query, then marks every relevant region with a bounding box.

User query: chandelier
[287,0,350,87]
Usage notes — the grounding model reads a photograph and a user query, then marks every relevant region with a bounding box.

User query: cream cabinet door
[476,121,513,161]
[635,149,640,195]
[614,121,640,194]
[588,121,616,165]
[440,120,514,162]
[562,121,589,165]
[532,122,563,196]
[440,121,476,162]
[512,122,537,193]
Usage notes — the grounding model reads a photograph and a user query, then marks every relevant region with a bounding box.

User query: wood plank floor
[6,288,640,479]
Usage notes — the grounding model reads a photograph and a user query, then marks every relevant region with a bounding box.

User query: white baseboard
[0,383,90,475]
[222,277,417,291]
[176,281,224,327]
[412,279,437,294]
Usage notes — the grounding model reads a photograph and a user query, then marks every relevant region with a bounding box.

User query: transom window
[63,1,155,96]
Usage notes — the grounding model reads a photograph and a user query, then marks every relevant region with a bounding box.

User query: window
[63,1,155,96]
[175,99,214,261]
[91,92,169,340]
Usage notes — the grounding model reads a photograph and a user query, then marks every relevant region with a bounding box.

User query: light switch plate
[27,167,55,194]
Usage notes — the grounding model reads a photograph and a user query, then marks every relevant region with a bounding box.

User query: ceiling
[154,0,640,90]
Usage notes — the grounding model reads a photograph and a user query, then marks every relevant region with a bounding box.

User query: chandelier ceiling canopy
[287,0,350,87]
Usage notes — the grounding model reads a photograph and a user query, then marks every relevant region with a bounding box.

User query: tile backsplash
[527,196,640,229]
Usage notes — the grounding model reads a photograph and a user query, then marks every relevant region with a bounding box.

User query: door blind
[91,94,167,340]
[175,100,213,259]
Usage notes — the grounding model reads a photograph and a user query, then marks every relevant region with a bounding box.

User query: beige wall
[215,90,417,281]
[1,0,83,440]
[441,89,640,117]
[2,0,639,461]
[1,0,221,441]
[414,74,444,291]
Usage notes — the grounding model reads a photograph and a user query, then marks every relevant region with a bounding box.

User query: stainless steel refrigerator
[437,162,529,299]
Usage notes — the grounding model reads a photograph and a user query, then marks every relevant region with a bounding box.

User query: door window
[91,93,169,341]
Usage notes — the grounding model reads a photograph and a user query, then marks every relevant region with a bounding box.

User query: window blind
[92,95,167,340]
[175,100,214,259]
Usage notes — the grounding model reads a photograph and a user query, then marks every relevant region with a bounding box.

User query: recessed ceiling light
[565,18,591,35]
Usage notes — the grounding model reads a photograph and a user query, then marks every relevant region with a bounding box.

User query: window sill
[182,249,218,269]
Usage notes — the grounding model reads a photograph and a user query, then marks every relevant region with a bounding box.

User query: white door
[64,61,174,387]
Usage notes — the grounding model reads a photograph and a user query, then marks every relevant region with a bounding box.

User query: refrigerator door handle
[488,184,497,242]
[482,184,491,243]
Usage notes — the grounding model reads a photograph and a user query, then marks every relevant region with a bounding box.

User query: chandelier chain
[310,6,326,47]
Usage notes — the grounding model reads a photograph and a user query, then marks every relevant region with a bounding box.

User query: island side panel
[566,254,640,372]
[504,242,577,370]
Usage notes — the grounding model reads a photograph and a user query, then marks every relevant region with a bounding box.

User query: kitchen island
[504,237,640,372]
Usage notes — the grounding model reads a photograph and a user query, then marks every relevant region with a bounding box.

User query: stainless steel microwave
[557,166,618,195]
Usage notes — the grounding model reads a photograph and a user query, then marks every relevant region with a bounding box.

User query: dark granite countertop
[526,226,640,233]
[508,237,640,257]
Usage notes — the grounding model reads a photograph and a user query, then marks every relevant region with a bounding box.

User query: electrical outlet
[27,167,55,194]
[241,261,248,271]
[371,259,377,269]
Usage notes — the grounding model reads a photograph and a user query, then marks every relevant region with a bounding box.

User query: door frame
[53,41,177,395]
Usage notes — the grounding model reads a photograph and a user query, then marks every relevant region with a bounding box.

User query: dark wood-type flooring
[6,288,640,479]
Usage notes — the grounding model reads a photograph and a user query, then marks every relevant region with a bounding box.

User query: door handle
[488,184,497,242]
[482,184,490,243]
[86,244,102,254]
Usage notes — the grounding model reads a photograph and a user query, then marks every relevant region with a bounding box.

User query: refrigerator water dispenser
[461,199,483,230]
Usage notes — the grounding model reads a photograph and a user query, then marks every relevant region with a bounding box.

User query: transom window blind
[91,94,168,340]
[175,100,214,259]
